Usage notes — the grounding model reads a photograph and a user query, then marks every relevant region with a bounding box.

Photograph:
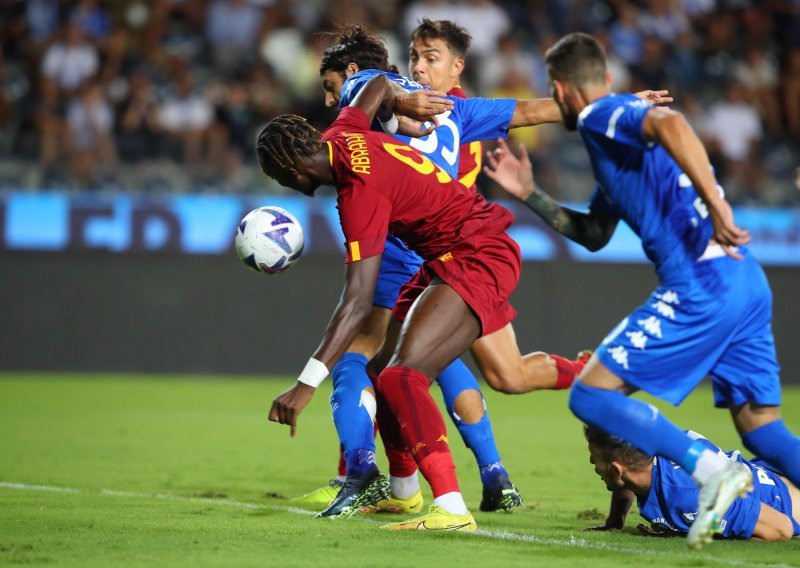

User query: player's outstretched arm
[484,139,618,251]
[642,107,750,259]
[268,255,381,437]
[506,90,672,129]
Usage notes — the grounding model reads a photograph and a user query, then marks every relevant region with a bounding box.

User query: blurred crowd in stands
[0,0,798,204]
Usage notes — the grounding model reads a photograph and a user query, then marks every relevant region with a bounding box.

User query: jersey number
[383,142,452,183]
[407,111,460,167]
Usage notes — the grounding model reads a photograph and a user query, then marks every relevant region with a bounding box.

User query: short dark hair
[319,24,397,76]
[409,18,472,59]
[545,32,607,86]
[584,425,653,471]
[255,114,323,173]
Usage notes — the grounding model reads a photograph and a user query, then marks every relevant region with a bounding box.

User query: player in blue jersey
[482,32,800,549]
[295,25,526,517]
[584,426,799,541]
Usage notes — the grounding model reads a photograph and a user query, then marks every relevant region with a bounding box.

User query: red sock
[337,444,346,477]
[377,366,460,498]
[550,354,585,390]
[368,368,417,477]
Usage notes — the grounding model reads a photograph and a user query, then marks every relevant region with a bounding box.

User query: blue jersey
[639,436,799,538]
[339,69,515,180]
[578,93,720,284]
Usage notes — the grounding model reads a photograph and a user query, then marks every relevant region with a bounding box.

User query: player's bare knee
[453,389,484,424]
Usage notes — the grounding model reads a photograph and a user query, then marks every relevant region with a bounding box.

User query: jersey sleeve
[323,107,372,141]
[580,96,652,148]
[337,185,390,263]
[339,69,383,109]
[456,97,516,144]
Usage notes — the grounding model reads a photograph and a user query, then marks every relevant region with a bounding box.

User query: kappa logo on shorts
[608,345,630,369]
[625,330,648,350]
[656,290,680,305]
[651,301,676,320]
[436,434,449,444]
[637,316,663,339]
[438,252,453,263]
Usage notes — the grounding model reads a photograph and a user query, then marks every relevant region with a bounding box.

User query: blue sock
[344,449,377,479]
[437,358,503,479]
[330,353,376,476]
[742,419,800,486]
[569,381,700,472]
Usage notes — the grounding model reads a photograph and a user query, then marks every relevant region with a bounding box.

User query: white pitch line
[0,481,793,568]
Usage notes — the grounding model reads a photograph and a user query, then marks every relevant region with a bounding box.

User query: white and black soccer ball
[235,206,305,274]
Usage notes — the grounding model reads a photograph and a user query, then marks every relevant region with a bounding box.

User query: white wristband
[379,114,399,134]
[297,357,329,388]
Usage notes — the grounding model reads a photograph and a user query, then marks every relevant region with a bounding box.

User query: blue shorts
[372,235,423,310]
[595,250,781,407]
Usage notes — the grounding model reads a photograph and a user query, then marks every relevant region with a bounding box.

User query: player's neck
[622,467,652,498]
[573,84,611,113]
[304,150,335,186]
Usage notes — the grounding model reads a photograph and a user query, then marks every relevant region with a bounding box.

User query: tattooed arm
[484,139,618,251]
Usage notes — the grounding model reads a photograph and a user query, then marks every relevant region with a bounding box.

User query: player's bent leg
[377,283,481,530]
[734,404,800,486]
[470,324,586,393]
[571,360,753,549]
[437,361,522,512]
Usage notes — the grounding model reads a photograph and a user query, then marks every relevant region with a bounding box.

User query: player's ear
[604,71,612,90]
[346,62,360,77]
[452,57,465,77]
[609,461,625,485]
[552,79,566,102]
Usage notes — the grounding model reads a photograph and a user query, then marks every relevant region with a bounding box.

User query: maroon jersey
[448,85,483,192]
[322,106,514,264]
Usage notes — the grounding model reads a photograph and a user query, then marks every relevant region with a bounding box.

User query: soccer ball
[235,206,305,274]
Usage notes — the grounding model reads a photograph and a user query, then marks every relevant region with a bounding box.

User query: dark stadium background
[0,0,798,381]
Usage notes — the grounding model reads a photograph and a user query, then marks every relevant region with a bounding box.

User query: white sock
[390,473,420,499]
[336,475,346,482]
[434,492,468,515]
[690,449,729,484]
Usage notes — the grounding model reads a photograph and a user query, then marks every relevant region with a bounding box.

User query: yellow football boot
[369,490,424,514]
[379,505,477,531]
[288,479,342,509]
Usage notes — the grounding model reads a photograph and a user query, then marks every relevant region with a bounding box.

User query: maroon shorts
[392,232,521,336]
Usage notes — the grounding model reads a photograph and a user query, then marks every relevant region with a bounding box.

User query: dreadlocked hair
[255,114,323,173]
[319,24,398,75]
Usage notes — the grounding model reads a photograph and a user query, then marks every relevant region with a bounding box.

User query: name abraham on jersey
[343,131,371,174]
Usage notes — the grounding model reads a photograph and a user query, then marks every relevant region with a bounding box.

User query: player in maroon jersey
[259,73,522,531]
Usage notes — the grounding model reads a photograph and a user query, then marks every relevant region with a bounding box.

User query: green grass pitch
[1,374,798,567]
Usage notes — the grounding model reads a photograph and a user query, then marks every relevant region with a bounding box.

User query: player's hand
[708,199,750,260]
[268,381,315,437]
[584,516,625,532]
[483,138,535,201]
[635,89,673,107]
[397,115,439,137]
[636,523,680,538]
[395,90,453,121]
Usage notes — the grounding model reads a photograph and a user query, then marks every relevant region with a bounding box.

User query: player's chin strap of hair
[297,357,329,388]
